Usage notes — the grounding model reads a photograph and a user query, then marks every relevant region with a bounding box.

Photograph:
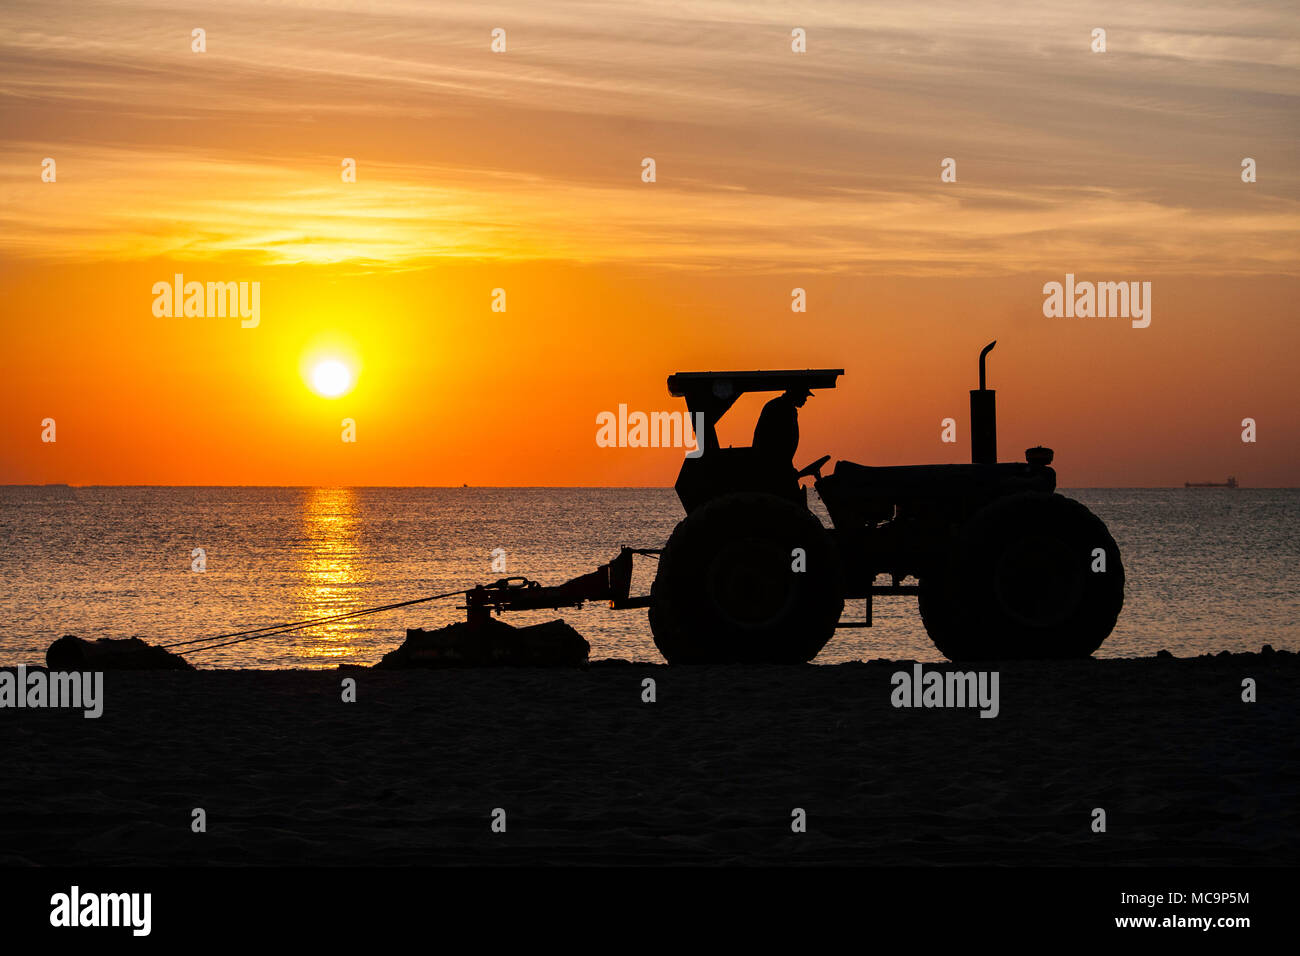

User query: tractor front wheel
[919,492,1124,660]
[649,493,844,664]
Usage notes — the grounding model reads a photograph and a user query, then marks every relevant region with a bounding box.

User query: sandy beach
[0,650,1294,866]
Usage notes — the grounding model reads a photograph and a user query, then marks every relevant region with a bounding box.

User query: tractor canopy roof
[667,368,843,398]
[666,368,843,426]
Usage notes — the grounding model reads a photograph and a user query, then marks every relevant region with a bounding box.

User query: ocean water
[1,487,1296,669]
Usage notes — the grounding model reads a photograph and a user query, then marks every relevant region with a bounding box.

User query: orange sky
[2,1,1297,486]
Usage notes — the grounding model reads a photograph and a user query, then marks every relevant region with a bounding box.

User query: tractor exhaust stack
[970,341,997,464]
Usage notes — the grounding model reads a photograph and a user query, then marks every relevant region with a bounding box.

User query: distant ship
[1185,476,1238,488]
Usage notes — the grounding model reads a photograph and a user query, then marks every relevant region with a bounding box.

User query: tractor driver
[752,386,812,473]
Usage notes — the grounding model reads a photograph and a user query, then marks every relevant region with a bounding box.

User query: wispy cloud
[2,0,1297,273]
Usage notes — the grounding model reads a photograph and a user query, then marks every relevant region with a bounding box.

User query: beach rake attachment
[462,547,658,626]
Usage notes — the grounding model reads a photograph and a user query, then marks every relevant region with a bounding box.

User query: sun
[310,359,354,398]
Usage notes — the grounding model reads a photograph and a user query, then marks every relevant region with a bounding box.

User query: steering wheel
[796,454,832,480]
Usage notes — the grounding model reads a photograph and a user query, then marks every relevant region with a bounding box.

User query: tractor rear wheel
[649,493,844,664]
[919,492,1123,660]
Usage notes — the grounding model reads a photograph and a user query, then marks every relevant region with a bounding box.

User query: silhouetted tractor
[646,342,1124,663]
[457,342,1123,663]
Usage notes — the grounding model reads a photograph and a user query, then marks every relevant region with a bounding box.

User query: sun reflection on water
[297,488,369,662]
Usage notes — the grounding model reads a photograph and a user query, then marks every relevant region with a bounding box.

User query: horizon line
[3,484,1295,491]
